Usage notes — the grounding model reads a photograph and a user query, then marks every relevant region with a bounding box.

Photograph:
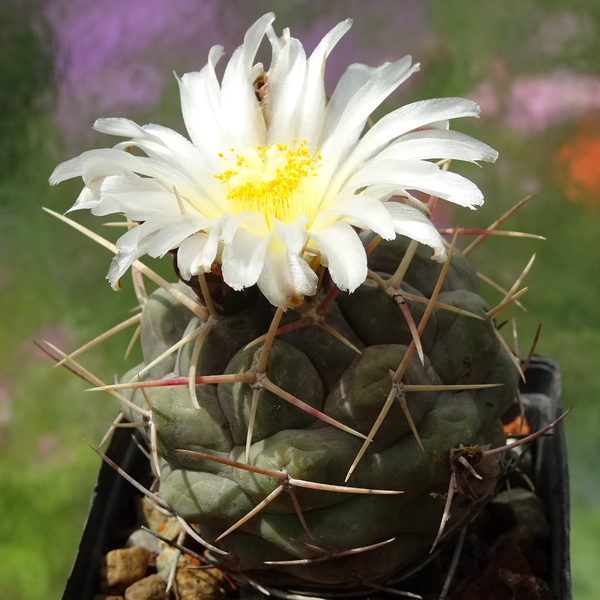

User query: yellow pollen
[214,141,320,224]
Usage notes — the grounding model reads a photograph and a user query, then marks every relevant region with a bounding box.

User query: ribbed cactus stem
[45,201,536,587]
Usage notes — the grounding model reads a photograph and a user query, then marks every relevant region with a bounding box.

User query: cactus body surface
[120,236,518,588]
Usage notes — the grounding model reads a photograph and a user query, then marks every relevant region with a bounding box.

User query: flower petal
[384,202,447,261]
[266,36,307,142]
[344,159,485,208]
[258,248,318,309]
[176,228,223,280]
[353,97,483,163]
[272,216,309,254]
[177,45,228,155]
[100,119,225,201]
[322,63,383,144]
[335,98,485,187]
[221,226,272,290]
[295,19,353,143]
[68,159,131,214]
[364,185,432,216]
[375,129,498,164]
[320,57,419,166]
[108,220,164,288]
[312,195,395,240]
[99,123,224,202]
[50,148,157,185]
[146,214,213,258]
[220,211,269,244]
[309,221,367,292]
[220,13,273,149]
[93,117,162,141]
[87,175,176,220]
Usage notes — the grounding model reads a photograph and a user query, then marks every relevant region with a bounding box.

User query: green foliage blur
[1,0,599,598]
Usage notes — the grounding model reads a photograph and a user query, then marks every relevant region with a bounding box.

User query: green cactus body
[120,237,518,587]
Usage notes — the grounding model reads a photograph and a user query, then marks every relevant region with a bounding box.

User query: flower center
[215,140,321,225]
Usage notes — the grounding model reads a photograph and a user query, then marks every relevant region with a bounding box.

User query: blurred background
[1,0,599,598]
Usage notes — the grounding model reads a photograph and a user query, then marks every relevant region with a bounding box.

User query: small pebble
[125,574,167,600]
[126,529,162,555]
[491,488,550,538]
[175,565,228,600]
[100,546,151,594]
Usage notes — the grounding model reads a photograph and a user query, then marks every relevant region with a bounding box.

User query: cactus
[47,12,546,597]
[110,233,519,588]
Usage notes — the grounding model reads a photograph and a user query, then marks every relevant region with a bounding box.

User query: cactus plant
[110,241,519,589]
[48,12,552,597]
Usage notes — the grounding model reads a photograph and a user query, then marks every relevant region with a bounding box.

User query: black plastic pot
[518,357,571,600]
[62,356,570,600]
[63,426,149,600]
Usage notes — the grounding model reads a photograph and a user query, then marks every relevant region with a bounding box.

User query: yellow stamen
[215,141,320,225]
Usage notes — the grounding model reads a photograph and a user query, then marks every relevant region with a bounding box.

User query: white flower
[50,13,497,309]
